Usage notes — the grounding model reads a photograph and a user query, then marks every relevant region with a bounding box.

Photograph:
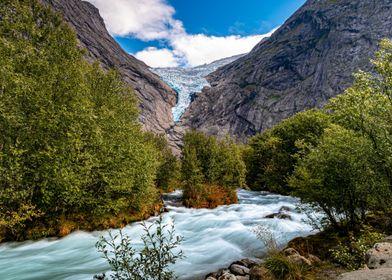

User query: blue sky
[87,0,305,67]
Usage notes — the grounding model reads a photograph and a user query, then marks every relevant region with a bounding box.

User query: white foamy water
[0,190,315,280]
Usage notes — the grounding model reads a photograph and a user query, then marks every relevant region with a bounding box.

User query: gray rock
[236,276,250,280]
[338,268,392,280]
[265,213,292,220]
[382,236,392,244]
[366,242,392,269]
[288,254,312,266]
[283,248,300,256]
[249,266,267,280]
[230,264,250,276]
[218,273,237,280]
[177,0,392,142]
[206,277,217,280]
[41,0,177,138]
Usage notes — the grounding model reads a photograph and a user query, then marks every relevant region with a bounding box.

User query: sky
[86,0,306,68]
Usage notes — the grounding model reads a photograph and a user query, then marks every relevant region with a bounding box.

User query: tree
[326,39,392,193]
[180,131,246,208]
[289,125,390,231]
[0,0,161,240]
[245,110,331,194]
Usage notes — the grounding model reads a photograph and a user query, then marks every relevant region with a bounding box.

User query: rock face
[41,0,176,134]
[179,0,392,140]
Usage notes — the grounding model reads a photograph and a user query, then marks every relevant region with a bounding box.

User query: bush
[95,214,184,280]
[330,229,385,270]
[264,253,304,280]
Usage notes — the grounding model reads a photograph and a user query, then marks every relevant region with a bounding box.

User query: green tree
[289,125,390,231]
[245,110,331,194]
[326,39,392,192]
[0,0,161,240]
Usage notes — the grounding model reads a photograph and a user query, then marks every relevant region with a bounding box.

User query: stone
[265,213,292,220]
[283,248,300,256]
[307,254,321,265]
[218,273,237,280]
[236,276,250,280]
[338,268,392,280]
[177,0,392,144]
[229,264,250,276]
[206,277,217,280]
[366,242,392,269]
[382,236,392,243]
[288,254,312,267]
[249,266,268,280]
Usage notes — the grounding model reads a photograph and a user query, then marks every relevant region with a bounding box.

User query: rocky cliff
[178,0,392,140]
[42,0,177,134]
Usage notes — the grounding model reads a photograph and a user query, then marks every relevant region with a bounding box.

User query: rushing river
[0,190,315,280]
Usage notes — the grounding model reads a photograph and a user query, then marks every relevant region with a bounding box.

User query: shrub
[330,229,385,270]
[95,214,184,280]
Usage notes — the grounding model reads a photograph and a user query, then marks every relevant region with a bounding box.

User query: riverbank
[0,189,314,280]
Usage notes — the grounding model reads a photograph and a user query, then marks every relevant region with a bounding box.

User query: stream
[0,190,315,280]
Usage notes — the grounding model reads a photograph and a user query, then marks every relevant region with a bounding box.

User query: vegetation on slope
[0,0,172,241]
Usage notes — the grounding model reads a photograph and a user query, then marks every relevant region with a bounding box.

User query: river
[0,189,315,280]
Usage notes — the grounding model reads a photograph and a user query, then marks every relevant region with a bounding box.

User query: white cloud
[86,0,184,40]
[171,31,275,67]
[135,47,179,68]
[86,0,276,67]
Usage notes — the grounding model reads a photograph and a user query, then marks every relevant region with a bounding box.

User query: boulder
[249,266,268,280]
[229,264,250,276]
[206,277,217,280]
[381,236,392,243]
[265,213,292,220]
[283,248,300,256]
[236,276,250,280]
[366,242,392,269]
[218,273,237,280]
[338,268,392,280]
[287,254,312,267]
[307,254,321,265]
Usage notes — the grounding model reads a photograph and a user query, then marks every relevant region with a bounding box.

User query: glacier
[152,54,244,122]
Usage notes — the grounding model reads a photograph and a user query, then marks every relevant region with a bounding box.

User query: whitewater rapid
[0,190,315,280]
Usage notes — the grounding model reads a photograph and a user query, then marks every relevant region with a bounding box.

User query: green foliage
[145,133,180,191]
[289,125,390,231]
[326,39,392,195]
[330,229,385,270]
[264,253,304,280]
[181,131,246,189]
[288,39,392,232]
[0,0,162,240]
[180,131,246,208]
[245,110,331,194]
[95,214,184,280]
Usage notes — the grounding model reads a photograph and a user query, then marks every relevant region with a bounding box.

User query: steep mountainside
[42,0,177,134]
[178,0,392,139]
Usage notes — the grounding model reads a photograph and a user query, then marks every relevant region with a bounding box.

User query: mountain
[178,0,392,139]
[152,54,244,122]
[41,0,177,134]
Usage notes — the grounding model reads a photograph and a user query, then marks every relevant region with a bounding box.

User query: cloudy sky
[86,0,305,68]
